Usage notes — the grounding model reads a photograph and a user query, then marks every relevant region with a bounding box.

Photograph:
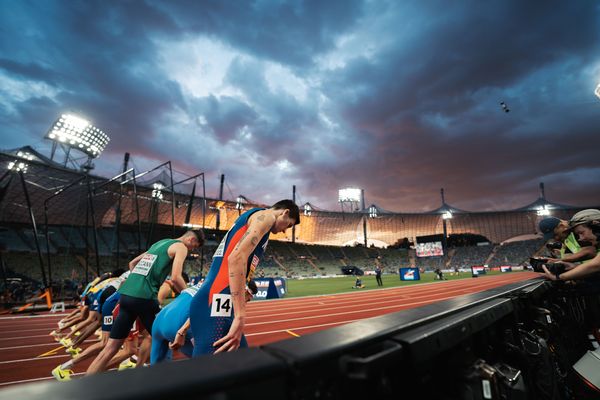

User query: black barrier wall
[3,278,600,400]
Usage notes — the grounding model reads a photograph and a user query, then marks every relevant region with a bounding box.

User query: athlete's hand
[213,317,245,354]
[169,332,185,351]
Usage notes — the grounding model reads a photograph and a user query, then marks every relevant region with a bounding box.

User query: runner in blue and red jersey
[189,199,299,355]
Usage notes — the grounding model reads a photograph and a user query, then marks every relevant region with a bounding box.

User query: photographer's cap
[569,209,600,228]
[539,217,561,241]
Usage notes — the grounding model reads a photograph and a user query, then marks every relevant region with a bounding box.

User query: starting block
[50,302,65,313]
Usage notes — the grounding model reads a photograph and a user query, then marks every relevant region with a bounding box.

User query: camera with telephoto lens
[546,241,563,251]
[529,257,566,275]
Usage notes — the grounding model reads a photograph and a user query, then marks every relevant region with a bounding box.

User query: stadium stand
[487,238,545,268]
[1,147,599,295]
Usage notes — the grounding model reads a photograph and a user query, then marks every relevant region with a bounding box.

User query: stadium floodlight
[16,151,34,161]
[537,205,550,216]
[595,83,600,100]
[236,196,246,210]
[304,203,312,216]
[45,114,110,159]
[339,188,361,203]
[7,160,28,173]
[442,211,453,220]
[183,223,202,228]
[369,206,378,218]
[152,182,164,200]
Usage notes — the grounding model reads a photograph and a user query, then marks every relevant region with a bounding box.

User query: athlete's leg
[151,314,171,364]
[108,336,138,368]
[71,312,101,346]
[86,297,136,375]
[136,333,152,367]
[86,337,125,374]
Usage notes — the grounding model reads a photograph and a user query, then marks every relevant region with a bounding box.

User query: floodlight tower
[338,188,362,213]
[339,187,368,246]
[45,113,110,170]
[236,195,247,216]
[45,113,110,277]
[6,157,48,289]
[440,188,452,253]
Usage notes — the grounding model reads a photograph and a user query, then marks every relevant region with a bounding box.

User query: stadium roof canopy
[1,147,598,245]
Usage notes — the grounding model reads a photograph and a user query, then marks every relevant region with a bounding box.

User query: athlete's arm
[157,282,172,306]
[169,318,191,350]
[168,243,188,293]
[213,212,274,353]
[128,253,147,271]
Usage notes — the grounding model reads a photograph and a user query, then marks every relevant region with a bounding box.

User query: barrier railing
[6,278,599,400]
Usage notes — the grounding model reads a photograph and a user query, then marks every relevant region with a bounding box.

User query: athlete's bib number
[103,316,113,325]
[132,254,157,276]
[211,293,232,317]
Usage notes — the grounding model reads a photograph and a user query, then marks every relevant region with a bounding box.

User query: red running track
[0,272,539,389]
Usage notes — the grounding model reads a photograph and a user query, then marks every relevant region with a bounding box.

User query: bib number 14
[211,293,232,317]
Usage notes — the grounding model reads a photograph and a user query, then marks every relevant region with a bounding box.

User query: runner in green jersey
[86,229,204,375]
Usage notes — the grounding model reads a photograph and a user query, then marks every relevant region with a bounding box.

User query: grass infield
[282,270,521,298]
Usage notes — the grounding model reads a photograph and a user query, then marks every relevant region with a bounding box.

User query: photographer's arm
[543,252,600,281]
[557,246,597,263]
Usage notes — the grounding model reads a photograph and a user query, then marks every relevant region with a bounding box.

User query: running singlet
[190,208,269,356]
[118,239,180,300]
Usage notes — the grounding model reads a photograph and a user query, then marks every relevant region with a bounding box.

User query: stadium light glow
[152,182,164,200]
[339,188,361,203]
[595,83,600,100]
[442,211,453,220]
[8,160,28,173]
[16,151,34,161]
[537,205,550,216]
[236,196,245,210]
[183,223,202,228]
[46,114,110,159]
[304,203,312,216]
[369,206,378,218]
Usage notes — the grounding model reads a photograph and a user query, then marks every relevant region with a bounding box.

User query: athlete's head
[245,280,258,302]
[181,229,205,250]
[270,199,300,234]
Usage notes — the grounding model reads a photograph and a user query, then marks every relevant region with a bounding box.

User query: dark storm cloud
[0,0,187,156]
[0,0,598,212]
[151,0,365,67]
[314,0,600,210]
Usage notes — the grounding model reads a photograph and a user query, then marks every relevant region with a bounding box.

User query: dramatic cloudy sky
[1,0,599,212]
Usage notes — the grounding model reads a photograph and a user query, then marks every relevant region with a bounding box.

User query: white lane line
[246,319,362,337]
[0,327,65,334]
[0,338,98,351]
[0,313,67,320]
[0,343,64,351]
[0,354,69,364]
[245,294,456,327]
[0,334,57,341]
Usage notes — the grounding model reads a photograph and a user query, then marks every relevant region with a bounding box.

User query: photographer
[541,209,600,281]
[538,217,596,264]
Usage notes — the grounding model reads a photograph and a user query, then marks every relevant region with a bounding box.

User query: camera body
[529,257,565,275]
[546,241,563,251]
